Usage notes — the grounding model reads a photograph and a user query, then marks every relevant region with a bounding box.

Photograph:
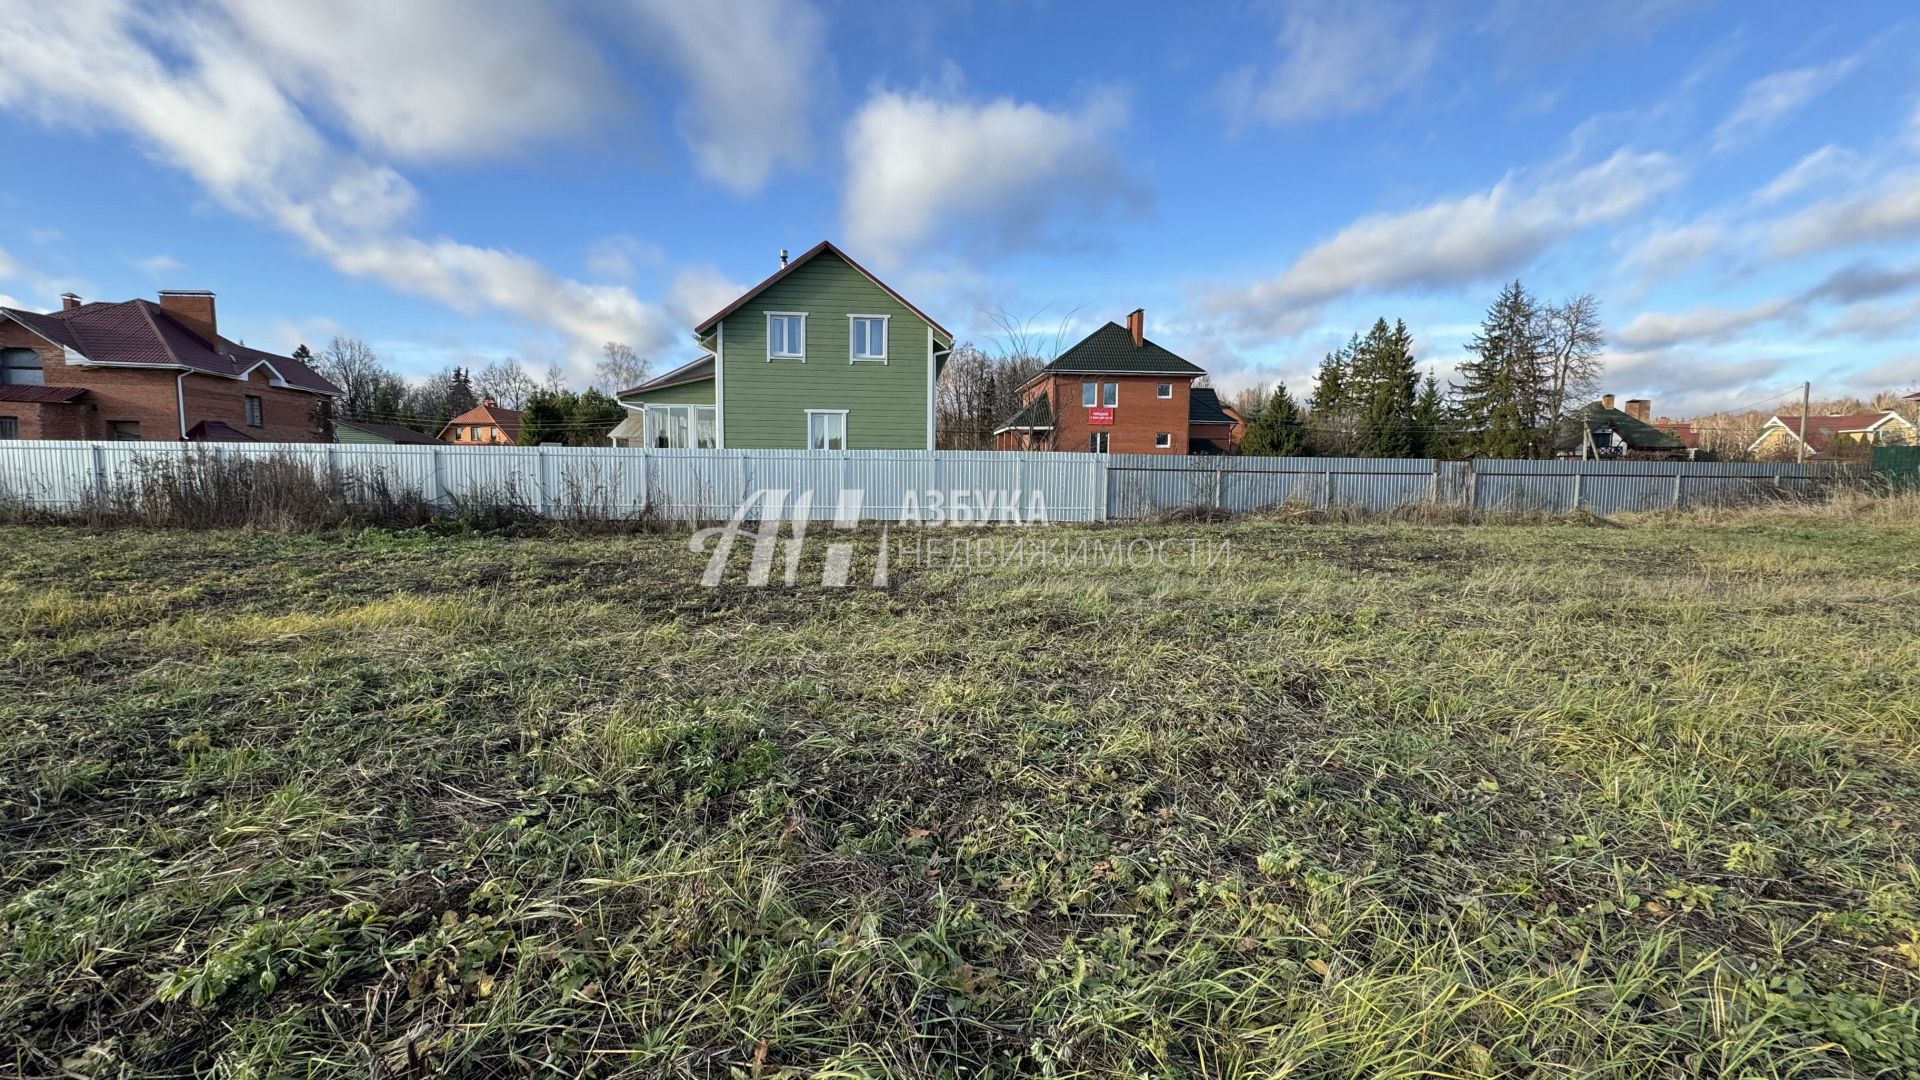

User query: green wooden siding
[719,251,939,449]
[620,377,715,408]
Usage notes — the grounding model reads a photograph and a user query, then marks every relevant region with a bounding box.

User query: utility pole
[1797,382,1810,464]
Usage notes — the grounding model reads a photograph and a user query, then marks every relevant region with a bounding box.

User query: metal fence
[0,440,1858,522]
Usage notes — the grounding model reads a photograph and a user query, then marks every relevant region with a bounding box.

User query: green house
[614,242,951,450]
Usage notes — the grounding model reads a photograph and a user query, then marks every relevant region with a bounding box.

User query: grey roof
[1188,386,1236,426]
[621,355,713,397]
[1032,322,1207,380]
[994,394,1054,433]
[336,420,444,444]
[1552,401,1688,452]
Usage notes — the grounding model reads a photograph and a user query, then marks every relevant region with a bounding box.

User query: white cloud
[623,0,827,194]
[0,293,23,310]
[133,254,186,278]
[664,266,748,331]
[1713,55,1860,151]
[1615,298,1797,349]
[1823,297,1920,341]
[1756,145,1858,203]
[1624,222,1722,279]
[1208,149,1684,332]
[841,88,1144,264]
[1220,1,1442,127]
[1599,349,1792,414]
[1771,171,1920,256]
[584,235,665,282]
[0,0,678,373]
[0,247,18,280]
[214,0,614,162]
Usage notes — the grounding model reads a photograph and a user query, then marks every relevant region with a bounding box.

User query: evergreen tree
[1454,281,1549,457]
[1240,384,1308,456]
[1307,338,1356,454]
[446,366,478,416]
[1348,318,1420,457]
[1410,373,1446,458]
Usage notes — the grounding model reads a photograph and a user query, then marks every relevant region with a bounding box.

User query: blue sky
[1,0,1916,415]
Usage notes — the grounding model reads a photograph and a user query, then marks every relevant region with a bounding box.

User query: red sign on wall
[1088,408,1114,426]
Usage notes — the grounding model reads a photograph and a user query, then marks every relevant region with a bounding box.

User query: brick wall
[0,321,331,441]
[0,401,89,440]
[1030,374,1195,455]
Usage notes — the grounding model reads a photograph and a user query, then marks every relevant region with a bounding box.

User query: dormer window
[767,312,806,360]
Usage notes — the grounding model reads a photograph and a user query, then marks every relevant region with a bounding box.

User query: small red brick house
[994,310,1209,455]
[0,291,338,442]
[438,400,523,445]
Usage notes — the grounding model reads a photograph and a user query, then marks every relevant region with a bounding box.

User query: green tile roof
[1552,401,1688,452]
[1188,387,1236,425]
[1036,322,1207,378]
[995,394,1054,432]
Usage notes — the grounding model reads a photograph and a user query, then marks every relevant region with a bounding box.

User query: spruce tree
[1454,281,1548,457]
[1240,384,1308,456]
[1307,338,1356,454]
[1410,373,1445,458]
[1349,318,1420,457]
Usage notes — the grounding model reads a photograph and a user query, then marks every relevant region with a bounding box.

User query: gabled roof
[1655,420,1703,449]
[1552,401,1687,453]
[0,385,89,404]
[620,355,713,398]
[692,241,951,343]
[0,300,338,395]
[185,420,256,442]
[336,420,444,444]
[1027,322,1208,385]
[994,394,1054,434]
[1752,411,1913,454]
[442,402,523,441]
[1188,387,1237,426]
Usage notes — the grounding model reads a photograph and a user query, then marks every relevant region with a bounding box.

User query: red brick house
[0,291,337,442]
[994,310,1209,455]
[438,400,523,445]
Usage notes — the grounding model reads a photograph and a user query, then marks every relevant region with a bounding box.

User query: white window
[1102,382,1118,407]
[1089,432,1109,453]
[1156,383,1172,399]
[767,313,806,360]
[807,410,847,450]
[0,347,43,386]
[1155,432,1172,448]
[644,404,718,448]
[245,395,263,427]
[1082,381,1097,408]
[849,315,888,362]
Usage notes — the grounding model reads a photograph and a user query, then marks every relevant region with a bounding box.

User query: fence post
[1324,468,1336,508]
[1464,460,1478,511]
[1571,470,1583,512]
[536,448,553,517]
[1672,472,1683,510]
[91,443,108,506]
[1214,460,1225,509]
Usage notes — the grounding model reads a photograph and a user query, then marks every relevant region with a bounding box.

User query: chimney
[60,292,82,311]
[1625,398,1651,423]
[1127,308,1144,348]
[779,248,789,267]
[482,397,498,409]
[157,290,217,339]
[1601,393,1615,410]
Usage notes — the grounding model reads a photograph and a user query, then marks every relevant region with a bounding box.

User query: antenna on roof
[779,248,789,267]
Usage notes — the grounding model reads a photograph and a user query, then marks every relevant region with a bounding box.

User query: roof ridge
[128,300,188,368]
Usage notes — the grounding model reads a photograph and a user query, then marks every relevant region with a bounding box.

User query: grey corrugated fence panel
[1468,459,1858,514]
[1107,454,1443,516]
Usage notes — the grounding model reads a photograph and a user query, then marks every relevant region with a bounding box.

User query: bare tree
[315,336,388,421]
[540,362,570,395]
[1230,383,1268,420]
[474,359,537,410]
[595,342,650,394]
[1538,294,1605,426]
[937,344,1048,449]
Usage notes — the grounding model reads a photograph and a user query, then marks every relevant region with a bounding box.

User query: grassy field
[3,507,1918,1077]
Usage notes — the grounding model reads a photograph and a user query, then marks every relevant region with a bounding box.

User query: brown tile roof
[442,403,523,442]
[692,241,951,342]
[0,385,89,403]
[1762,411,1908,453]
[1654,420,1702,448]
[0,300,338,395]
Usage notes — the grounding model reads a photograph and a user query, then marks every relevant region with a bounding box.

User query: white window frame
[1156,383,1172,399]
[1102,382,1118,407]
[849,314,890,363]
[806,408,849,450]
[766,312,807,361]
[643,403,717,449]
[1089,431,1109,453]
[245,394,264,428]
[1155,432,1172,448]
[1082,381,1097,408]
